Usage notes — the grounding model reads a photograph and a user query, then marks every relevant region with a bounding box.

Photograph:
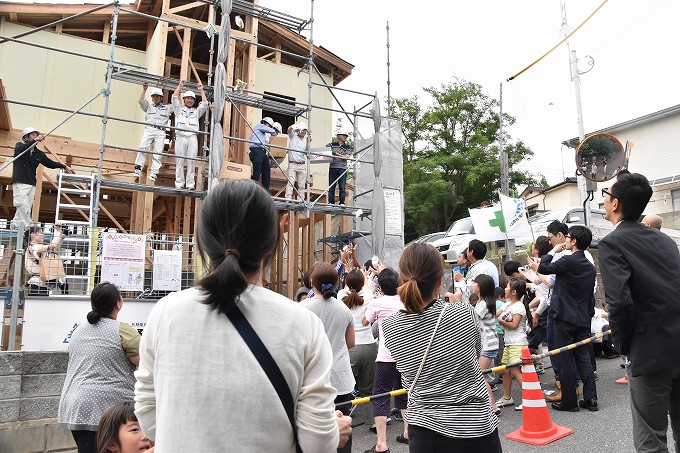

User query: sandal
[369,425,377,434]
[396,434,409,444]
[364,446,390,453]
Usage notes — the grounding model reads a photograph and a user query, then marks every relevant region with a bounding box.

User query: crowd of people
[53,172,679,453]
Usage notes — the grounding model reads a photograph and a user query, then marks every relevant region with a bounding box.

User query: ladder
[54,172,96,295]
[55,172,95,228]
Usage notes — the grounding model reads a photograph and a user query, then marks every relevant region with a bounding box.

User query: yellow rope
[507,0,610,81]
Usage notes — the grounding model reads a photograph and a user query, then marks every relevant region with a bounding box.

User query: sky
[14,0,680,186]
[262,0,680,186]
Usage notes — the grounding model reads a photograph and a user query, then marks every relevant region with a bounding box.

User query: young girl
[496,278,534,411]
[472,274,500,415]
[97,401,153,453]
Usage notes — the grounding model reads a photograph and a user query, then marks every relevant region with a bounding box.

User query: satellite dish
[575,133,628,182]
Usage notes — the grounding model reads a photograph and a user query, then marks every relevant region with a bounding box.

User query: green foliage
[392,77,544,240]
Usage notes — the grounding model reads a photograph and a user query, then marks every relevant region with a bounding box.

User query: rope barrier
[335,329,613,409]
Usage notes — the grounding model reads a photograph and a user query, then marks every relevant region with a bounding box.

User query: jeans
[249,147,270,190]
[328,167,347,204]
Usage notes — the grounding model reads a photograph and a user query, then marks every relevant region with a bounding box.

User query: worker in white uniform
[171,80,208,189]
[134,84,170,182]
[285,122,310,200]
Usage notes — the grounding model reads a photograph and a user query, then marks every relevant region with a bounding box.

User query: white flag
[468,205,508,242]
[499,194,533,239]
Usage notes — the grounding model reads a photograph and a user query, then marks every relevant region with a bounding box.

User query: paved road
[349,355,676,452]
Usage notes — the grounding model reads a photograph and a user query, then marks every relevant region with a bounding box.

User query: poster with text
[383,188,403,236]
[101,232,146,291]
[152,249,182,291]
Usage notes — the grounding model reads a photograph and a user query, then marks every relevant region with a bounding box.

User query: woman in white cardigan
[134,180,351,452]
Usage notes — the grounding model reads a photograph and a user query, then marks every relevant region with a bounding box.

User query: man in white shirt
[285,122,310,200]
[449,239,499,304]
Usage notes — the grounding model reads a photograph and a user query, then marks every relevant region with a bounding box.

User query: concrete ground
[349,355,677,453]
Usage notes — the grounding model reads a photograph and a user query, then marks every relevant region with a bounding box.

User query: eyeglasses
[602,188,616,199]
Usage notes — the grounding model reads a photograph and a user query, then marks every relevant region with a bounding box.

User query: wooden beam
[168,1,205,15]
[9,12,17,21]
[103,19,111,45]
[182,196,192,270]
[0,4,116,15]
[286,211,297,300]
[32,166,44,222]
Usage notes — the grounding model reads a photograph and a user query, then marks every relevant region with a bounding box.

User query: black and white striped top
[382,300,499,438]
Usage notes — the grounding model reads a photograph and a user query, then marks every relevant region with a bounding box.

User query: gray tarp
[354,103,404,270]
[209,0,232,189]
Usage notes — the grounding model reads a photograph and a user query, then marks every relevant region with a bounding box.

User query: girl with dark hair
[301,262,355,453]
[473,274,500,415]
[134,180,348,452]
[337,269,377,428]
[380,243,502,453]
[497,278,534,411]
[96,402,153,453]
[58,282,140,453]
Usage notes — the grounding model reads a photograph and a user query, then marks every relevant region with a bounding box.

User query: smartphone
[518,266,528,273]
[371,255,379,267]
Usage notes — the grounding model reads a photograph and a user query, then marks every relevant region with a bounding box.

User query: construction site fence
[1,222,201,301]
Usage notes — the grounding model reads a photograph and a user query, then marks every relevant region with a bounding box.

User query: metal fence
[1,222,201,300]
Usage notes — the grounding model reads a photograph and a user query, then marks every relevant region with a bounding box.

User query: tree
[392,77,545,240]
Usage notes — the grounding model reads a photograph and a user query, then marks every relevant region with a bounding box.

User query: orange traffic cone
[615,374,628,385]
[507,347,573,446]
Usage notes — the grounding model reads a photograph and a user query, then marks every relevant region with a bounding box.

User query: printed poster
[101,232,146,291]
[152,249,182,291]
[383,188,402,236]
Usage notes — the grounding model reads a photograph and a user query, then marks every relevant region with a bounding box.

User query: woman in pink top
[362,268,408,453]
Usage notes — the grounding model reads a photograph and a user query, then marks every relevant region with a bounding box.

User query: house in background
[562,105,680,227]
[521,177,579,216]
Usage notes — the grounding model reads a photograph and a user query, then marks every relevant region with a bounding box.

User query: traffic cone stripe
[523,382,542,390]
[522,399,548,408]
[507,346,574,446]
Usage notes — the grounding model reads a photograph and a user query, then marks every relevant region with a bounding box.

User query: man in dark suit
[538,225,597,412]
[598,171,680,452]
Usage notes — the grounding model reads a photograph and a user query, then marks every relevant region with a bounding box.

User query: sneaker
[497,397,515,407]
[134,165,142,177]
[393,411,403,420]
[490,383,499,392]
[340,203,346,206]
[148,174,157,182]
[514,404,523,411]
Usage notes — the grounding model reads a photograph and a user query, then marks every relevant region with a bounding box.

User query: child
[496,278,534,411]
[472,275,500,415]
[97,402,153,453]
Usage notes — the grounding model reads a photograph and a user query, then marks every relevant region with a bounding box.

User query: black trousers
[553,320,597,408]
[409,425,503,453]
[335,393,353,453]
[528,311,548,354]
[71,430,97,453]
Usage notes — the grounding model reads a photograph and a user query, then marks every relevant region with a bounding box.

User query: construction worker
[134,84,170,183]
[248,117,277,190]
[327,128,352,205]
[171,80,208,190]
[11,127,70,229]
[285,122,310,200]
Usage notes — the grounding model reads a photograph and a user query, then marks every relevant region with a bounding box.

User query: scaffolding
[0,0,403,348]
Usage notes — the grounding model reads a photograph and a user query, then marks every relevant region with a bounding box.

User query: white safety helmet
[272,122,283,134]
[336,128,350,136]
[297,122,308,131]
[150,88,163,97]
[21,127,39,140]
[262,116,274,127]
[183,90,196,99]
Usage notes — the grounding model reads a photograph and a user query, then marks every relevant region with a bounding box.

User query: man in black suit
[537,225,597,412]
[598,171,680,452]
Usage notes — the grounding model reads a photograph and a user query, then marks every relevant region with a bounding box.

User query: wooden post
[286,211,298,300]
[31,166,44,222]
[182,197,192,270]
[322,213,331,263]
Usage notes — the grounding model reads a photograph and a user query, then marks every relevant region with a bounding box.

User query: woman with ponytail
[134,180,348,452]
[58,282,140,453]
[497,278,534,411]
[301,262,355,453]
[381,243,502,453]
[337,269,376,428]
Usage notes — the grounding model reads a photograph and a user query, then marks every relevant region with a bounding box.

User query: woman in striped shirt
[382,243,502,452]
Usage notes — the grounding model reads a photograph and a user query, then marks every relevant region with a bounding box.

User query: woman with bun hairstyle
[381,243,501,453]
[58,282,140,453]
[134,180,349,452]
[301,262,356,453]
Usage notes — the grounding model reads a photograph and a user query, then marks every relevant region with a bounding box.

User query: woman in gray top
[58,282,141,453]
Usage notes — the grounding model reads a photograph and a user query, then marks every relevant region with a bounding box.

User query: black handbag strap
[227,305,303,453]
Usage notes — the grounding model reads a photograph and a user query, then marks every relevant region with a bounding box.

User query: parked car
[434,207,611,264]
[405,231,446,248]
